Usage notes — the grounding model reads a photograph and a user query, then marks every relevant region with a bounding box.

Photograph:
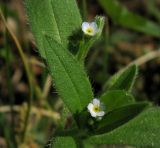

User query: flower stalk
[76,16,105,63]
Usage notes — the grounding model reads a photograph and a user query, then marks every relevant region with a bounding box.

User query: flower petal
[90,110,97,117]
[97,111,105,117]
[82,22,90,32]
[87,103,93,111]
[90,22,99,33]
[90,22,97,29]
[93,98,100,106]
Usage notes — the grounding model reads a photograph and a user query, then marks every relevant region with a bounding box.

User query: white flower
[87,98,105,118]
[82,22,99,36]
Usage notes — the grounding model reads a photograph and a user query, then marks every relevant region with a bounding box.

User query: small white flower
[82,22,99,36]
[87,98,105,118]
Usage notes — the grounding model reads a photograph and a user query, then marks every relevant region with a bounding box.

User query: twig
[29,57,45,68]
[114,49,160,76]
[127,50,160,66]
[43,75,52,99]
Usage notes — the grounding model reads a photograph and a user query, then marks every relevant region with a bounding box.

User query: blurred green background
[0,0,160,147]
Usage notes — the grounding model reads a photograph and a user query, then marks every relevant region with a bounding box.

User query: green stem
[86,48,99,70]
[76,37,98,63]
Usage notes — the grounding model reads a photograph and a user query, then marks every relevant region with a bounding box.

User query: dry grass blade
[0,9,33,142]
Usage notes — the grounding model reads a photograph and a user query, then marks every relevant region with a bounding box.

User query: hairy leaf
[51,137,76,148]
[103,64,138,92]
[87,107,160,148]
[83,141,94,148]
[25,0,82,58]
[94,102,149,134]
[100,90,135,113]
[98,0,160,37]
[43,36,93,113]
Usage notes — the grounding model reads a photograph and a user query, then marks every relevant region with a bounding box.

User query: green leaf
[50,137,77,148]
[87,107,160,148]
[82,141,94,148]
[25,0,82,58]
[43,36,93,114]
[100,90,135,113]
[103,64,138,92]
[94,102,149,134]
[98,0,160,37]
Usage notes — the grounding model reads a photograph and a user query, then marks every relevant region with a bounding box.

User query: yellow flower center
[86,28,93,34]
[93,105,100,112]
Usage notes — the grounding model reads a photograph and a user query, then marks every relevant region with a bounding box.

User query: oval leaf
[25,0,82,58]
[103,64,138,92]
[100,90,135,113]
[43,36,93,113]
[94,102,149,134]
[49,137,76,148]
[87,107,160,148]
